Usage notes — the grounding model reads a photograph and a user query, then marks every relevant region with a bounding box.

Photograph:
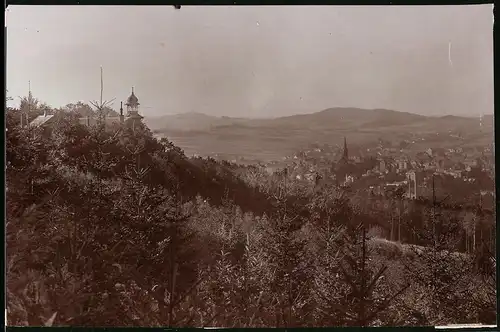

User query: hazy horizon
[145,107,494,120]
[6,5,494,118]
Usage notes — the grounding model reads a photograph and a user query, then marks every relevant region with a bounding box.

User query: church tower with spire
[342,136,349,162]
[332,136,354,186]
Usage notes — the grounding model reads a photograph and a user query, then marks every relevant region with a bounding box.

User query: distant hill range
[144,108,493,161]
[146,108,493,132]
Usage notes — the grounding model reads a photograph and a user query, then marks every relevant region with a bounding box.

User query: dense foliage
[6,106,496,327]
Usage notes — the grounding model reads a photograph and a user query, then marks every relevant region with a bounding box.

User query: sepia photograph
[5,4,496,327]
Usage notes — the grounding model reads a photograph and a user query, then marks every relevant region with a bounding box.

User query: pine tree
[470,241,496,324]
[333,221,409,326]
[402,179,476,325]
[257,174,312,327]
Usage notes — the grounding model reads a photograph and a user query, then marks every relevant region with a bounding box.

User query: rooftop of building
[30,114,55,127]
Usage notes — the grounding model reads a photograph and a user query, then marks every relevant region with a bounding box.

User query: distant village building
[435,156,445,170]
[379,159,386,173]
[406,170,418,199]
[463,159,478,168]
[344,174,354,185]
[27,110,61,137]
[443,169,462,179]
[78,87,144,130]
[29,110,56,128]
[397,159,408,171]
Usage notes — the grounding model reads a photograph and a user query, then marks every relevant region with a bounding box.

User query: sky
[6,5,494,118]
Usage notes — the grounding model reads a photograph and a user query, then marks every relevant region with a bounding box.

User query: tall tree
[334,221,409,326]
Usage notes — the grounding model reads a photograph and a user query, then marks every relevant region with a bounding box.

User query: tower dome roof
[126,87,139,106]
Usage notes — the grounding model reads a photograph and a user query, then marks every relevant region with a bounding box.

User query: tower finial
[132,86,134,94]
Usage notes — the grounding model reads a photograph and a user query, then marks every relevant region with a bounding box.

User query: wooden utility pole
[474,192,483,253]
[390,198,394,241]
[397,194,402,242]
[28,80,31,112]
[100,66,103,107]
[398,207,401,242]
[360,222,367,326]
[432,174,436,248]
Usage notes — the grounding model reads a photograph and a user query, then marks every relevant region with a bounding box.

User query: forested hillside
[6,107,496,327]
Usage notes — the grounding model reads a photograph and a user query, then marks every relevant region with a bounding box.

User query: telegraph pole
[90,66,115,122]
[432,174,436,248]
[100,66,103,107]
[28,80,31,113]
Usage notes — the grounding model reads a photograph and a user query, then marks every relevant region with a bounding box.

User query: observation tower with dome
[78,86,145,130]
[124,87,144,128]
